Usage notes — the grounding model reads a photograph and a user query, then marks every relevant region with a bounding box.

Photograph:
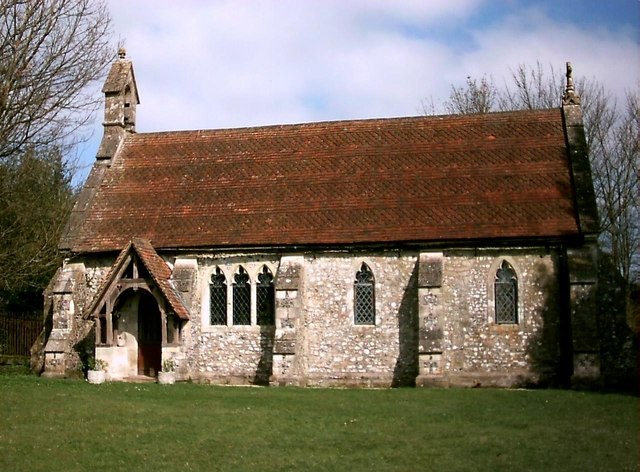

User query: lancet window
[257,266,275,326]
[354,263,375,325]
[233,266,251,325]
[209,267,227,325]
[495,260,518,324]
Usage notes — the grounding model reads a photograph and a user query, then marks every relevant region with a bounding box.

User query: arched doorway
[138,290,162,376]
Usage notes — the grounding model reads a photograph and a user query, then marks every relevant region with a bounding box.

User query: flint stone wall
[418,249,561,387]
[185,256,279,384]
[297,253,418,386]
[183,248,560,387]
[49,247,564,387]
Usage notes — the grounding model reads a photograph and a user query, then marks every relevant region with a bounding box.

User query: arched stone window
[257,266,275,326]
[233,266,251,325]
[209,267,227,325]
[354,263,375,325]
[495,260,518,324]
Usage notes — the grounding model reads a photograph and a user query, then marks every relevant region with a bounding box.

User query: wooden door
[138,291,162,376]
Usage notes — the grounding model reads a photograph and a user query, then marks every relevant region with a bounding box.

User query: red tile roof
[67,109,580,253]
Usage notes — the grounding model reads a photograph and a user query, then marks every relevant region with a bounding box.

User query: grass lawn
[0,372,637,471]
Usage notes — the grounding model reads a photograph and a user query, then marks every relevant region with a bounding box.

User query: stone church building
[42,52,600,387]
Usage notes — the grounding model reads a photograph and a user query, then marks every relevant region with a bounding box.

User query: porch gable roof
[85,238,190,320]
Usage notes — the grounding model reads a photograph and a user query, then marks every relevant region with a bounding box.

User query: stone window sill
[489,323,520,333]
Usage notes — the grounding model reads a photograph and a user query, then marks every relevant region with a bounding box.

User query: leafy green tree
[0,148,75,310]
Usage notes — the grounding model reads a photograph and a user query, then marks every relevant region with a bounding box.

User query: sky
[75,0,639,181]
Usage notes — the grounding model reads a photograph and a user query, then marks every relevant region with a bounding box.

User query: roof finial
[118,47,126,60]
[562,61,581,105]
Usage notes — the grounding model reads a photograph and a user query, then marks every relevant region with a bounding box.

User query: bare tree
[446,75,498,115]
[0,0,113,162]
[420,75,498,116]
[589,92,639,285]
[499,61,564,110]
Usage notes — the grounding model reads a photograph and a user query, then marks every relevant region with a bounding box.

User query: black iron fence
[0,312,42,357]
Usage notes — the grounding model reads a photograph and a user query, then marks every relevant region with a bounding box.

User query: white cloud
[106,0,490,132]
[460,6,639,103]
[77,0,637,165]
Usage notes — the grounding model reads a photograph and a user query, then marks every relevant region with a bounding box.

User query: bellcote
[97,48,140,161]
